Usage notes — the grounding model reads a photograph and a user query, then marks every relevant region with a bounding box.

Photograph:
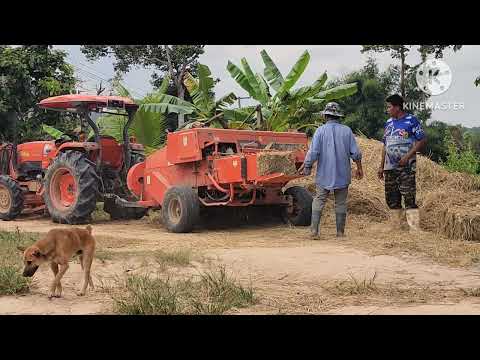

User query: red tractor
[107,126,314,233]
[0,95,147,224]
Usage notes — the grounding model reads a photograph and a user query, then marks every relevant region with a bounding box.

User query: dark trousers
[384,167,417,210]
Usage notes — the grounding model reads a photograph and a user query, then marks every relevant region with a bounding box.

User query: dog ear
[17,246,26,252]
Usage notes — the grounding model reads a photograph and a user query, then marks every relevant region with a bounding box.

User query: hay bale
[257,151,297,176]
[421,191,480,242]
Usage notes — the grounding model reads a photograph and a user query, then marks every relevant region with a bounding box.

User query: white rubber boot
[390,209,406,230]
[405,208,421,232]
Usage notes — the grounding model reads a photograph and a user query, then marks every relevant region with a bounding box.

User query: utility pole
[237,96,251,108]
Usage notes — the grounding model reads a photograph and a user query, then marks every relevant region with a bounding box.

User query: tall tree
[0,45,77,142]
[328,57,390,139]
[361,45,462,98]
[80,45,205,127]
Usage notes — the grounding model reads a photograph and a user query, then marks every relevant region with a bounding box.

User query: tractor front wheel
[0,176,24,221]
[43,151,99,224]
[161,186,200,233]
[281,186,312,226]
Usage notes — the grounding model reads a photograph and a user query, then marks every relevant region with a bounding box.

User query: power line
[72,65,144,98]
[67,59,150,99]
[76,60,152,96]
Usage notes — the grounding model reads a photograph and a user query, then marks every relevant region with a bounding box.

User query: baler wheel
[0,175,24,220]
[161,186,200,233]
[281,186,312,226]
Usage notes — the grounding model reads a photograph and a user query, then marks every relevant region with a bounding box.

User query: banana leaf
[223,106,256,123]
[290,72,328,102]
[261,49,284,92]
[276,50,310,99]
[254,73,270,106]
[42,124,68,139]
[314,83,358,102]
[228,120,253,130]
[241,58,263,102]
[227,61,254,96]
[141,94,195,115]
[215,93,237,109]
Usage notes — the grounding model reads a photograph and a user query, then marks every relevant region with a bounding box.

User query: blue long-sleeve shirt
[304,120,362,190]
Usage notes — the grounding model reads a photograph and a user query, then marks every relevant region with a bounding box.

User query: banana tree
[226,49,358,131]
[181,64,237,128]
[42,124,69,139]
[141,63,237,129]
[94,75,195,153]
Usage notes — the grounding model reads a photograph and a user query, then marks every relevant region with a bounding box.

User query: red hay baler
[108,127,313,232]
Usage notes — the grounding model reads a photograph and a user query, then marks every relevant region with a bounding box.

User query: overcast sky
[55,45,480,128]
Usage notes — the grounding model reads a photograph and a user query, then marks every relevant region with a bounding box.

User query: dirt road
[2,215,480,315]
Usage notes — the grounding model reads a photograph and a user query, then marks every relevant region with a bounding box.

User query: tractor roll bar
[122,108,137,178]
[83,110,102,171]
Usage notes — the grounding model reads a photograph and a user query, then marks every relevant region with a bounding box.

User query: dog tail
[86,225,92,235]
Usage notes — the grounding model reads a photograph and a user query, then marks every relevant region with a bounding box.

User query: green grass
[91,203,110,222]
[0,229,38,295]
[95,250,115,262]
[112,265,257,315]
[325,272,379,296]
[192,266,257,314]
[146,210,162,224]
[154,249,192,267]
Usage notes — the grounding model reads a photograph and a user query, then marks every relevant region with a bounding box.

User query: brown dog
[17,226,96,299]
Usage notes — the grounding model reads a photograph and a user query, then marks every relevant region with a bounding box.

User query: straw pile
[421,191,480,242]
[290,136,480,242]
[257,150,297,176]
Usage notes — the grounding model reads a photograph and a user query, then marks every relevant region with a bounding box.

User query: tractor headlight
[43,144,53,155]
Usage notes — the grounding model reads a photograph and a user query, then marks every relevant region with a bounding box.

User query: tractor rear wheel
[43,151,99,224]
[0,176,24,221]
[281,186,312,226]
[161,186,200,233]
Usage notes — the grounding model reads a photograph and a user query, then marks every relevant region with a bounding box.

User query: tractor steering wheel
[54,134,74,147]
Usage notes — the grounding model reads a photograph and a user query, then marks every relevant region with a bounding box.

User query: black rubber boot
[310,210,322,240]
[336,212,346,238]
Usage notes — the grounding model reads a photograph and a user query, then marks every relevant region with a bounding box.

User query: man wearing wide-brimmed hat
[300,102,364,240]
